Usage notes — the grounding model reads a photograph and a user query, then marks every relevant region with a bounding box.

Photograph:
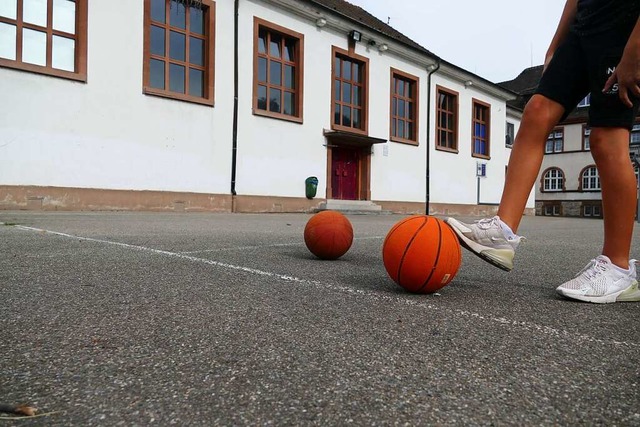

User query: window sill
[435,146,458,154]
[331,124,368,136]
[390,136,418,146]
[253,109,303,124]
[144,87,214,106]
[472,153,490,160]
[0,59,86,82]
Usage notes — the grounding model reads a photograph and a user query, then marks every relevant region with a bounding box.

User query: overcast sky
[346,0,567,83]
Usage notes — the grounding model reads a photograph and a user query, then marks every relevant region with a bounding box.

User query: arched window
[543,168,564,192]
[581,166,600,190]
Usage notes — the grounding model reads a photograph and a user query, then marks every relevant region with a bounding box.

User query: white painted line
[14,225,638,349]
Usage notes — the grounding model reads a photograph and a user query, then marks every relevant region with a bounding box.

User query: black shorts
[535,24,640,130]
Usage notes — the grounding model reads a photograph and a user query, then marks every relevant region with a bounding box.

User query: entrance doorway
[331,147,360,200]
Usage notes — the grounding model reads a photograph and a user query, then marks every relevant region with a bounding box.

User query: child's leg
[497,95,565,232]
[589,127,637,269]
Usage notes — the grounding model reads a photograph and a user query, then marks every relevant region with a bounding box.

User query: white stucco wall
[0,0,235,194]
[0,0,532,211]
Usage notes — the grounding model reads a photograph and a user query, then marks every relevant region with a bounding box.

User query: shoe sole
[445,218,513,272]
[556,280,640,304]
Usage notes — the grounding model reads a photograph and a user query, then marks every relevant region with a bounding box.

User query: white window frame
[581,166,600,191]
[545,129,564,153]
[505,121,515,147]
[543,169,564,192]
[577,94,591,108]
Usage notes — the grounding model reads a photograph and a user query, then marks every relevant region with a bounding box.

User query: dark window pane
[392,119,396,137]
[257,85,267,110]
[398,80,404,98]
[408,102,414,120]
[334,104,340,125]
[353,108,360,129]
[189,6,204,34]
[284,65,294,89]
[189,37,204,65]
[284,38,295,61]
[170,31,185,61]
[284,91,294,116]
[343,60,351,80]
[334,80,340,101]
[334,57,340,78]
[353,86,361,106]
[269,33,281,58]
[407,122,413,139]
[169,0,186,29]
[269,61,281,85]
[405,81,411,98]
[398,100,405,118]
[258,57,267,82]
[169,63,185,93]
[151,0,165,23]
[189,68,203,97]
[398,119,405,138]
[258,29,267,54]
[393,98,397,116]
[342,82,351,103]
[150,25,165,56]
[150,59,165,89]
[342,106,351,127]
[353,62,360,83]
[269,88,281,113]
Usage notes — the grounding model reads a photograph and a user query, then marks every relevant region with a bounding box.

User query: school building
[499,65,640,219]
[0,0,535,215]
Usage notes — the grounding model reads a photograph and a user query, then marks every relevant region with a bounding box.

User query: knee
[522,95,564,129]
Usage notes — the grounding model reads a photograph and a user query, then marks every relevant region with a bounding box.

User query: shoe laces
[578,257,609,280]
[474,217,500,230]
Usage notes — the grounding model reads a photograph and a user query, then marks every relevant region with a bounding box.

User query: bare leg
[497,95,566,232]
[589,127,636,269]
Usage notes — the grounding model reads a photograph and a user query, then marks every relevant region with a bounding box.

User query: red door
[332,147,359,200]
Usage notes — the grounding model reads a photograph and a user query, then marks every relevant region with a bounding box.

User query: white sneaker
[556,256,640,303]
[445,216,523,271]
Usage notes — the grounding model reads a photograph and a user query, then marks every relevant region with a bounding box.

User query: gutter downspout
[230,0,239,212]
[425,59,441,215]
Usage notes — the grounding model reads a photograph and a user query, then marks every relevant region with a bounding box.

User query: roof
[303,0,516,99]
[305,0,437,57]
[498,65,543,95]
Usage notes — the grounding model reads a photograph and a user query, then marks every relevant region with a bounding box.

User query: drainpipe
[425,59,441,215]
[230,0,239,211]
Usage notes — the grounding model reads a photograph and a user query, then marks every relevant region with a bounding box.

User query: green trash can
[305,176,318,199]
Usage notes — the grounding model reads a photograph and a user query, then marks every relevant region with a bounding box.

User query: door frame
[326,143,371,201]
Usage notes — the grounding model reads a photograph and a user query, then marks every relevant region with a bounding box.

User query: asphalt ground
[1,211,639,426]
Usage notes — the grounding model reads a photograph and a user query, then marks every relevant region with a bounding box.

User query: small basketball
[304,211,353,260]
[382,215,461,293]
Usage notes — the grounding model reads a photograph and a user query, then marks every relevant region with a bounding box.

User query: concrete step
[316,200,391,215]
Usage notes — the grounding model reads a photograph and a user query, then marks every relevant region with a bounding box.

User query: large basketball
[304,211,353,260]
[382,215,461,293]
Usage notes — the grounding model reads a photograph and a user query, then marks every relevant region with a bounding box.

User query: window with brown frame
[253,18,303,122]
[390,69,418,144]
[332,47,368,134]
[0,0,87,81]
[144,0,215,105]
[472,99,490,158]
[436,87,458,151]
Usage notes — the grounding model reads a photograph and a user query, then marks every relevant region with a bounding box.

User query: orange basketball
[304,211,353,260]
[382,215,461,293]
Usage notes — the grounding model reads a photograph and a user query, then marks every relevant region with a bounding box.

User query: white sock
[496,216,517,240]
[610,262,631,274]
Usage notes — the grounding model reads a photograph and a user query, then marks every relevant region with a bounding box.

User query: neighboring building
[0,0,533,215]
[499,66,640,219]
